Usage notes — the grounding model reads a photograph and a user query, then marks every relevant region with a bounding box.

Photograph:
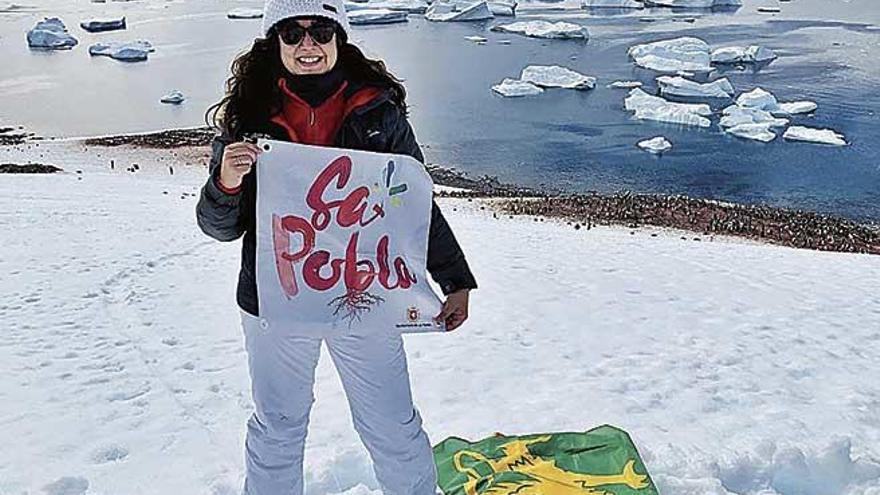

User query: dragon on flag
[433,425,658,495]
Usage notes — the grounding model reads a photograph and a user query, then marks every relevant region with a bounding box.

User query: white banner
[255,139,445,336]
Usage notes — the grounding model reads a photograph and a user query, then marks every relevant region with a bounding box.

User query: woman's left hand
[435,289,470,331]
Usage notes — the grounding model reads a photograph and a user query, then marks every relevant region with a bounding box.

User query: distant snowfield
[1,140,880,495]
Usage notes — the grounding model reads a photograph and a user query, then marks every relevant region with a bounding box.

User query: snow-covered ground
[2,139,880,495]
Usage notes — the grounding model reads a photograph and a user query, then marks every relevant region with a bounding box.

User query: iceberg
[711,45,776,64]
[725,123,777,142]
[644,0,741,6]
[582,0,644,8]
[735,87,778,111]
[624,88,712,127]
[637,136,672,153]
[492,78,544,97]
[425,1,493,21]
[774,101,818,115]
[520,65,596,90]
[27,17,78,50]
[608,80,643,89]
[80,17,126,32]
[657,76,734,98]
[491,20,588,39]
[464,35,488,42]
[89,40,154,62]
[719,105,788,129]
[627,37,712,73]
[487,0,516,16]
[227,8,263,19]
[349,8,409,23]
[783,126,847,146]
[346,0,428,13]
[160,90,185,105]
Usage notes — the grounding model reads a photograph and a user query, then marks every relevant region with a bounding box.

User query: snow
[160,90,185,105]
[520,65,596,90]
[657,76,735,98]
[783,126,849,146]
[644,0,741,6]
[609,80,643,89]
[628,36,713,73]
[711,45,777,64]
[637,136,672,153]
[425,1,493,21]
[624,88,713,127]
[1,140,879,495]
[491,78,544,97]
[79,17,126,33]
[349,8,409,24]
[27,17,78,50]
[227,8,263,19]
[89,40,154,62]
[491,20,589,40]
[582,0,644,8]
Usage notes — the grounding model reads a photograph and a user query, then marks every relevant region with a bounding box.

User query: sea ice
[657,76,734,98]
[608,80,643,89]
[160,90,185,105]
[582,0,644,8]
[27,17,78,50]
[637,136,672,153]
[491,78,544,97]
[774,101,818,115]
[349,8,409,24]
[628,37,712,73]
[492,20,588,39]
[711,45,777,64]
[425,1,494,21]
[783,126,848,146]
[644,0,742,6]
[80,17,126,32]
[89,40,154,62]
[735,87,778,111]
[520,65,596,90]
[624,88,712,127]
[227,8,263,19]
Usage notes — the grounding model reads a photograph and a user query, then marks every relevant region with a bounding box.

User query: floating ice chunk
[425,1,493,21]
[227,8,263,19]
[346,0,428,13]
[774,101,818,115]
[628,36,712,73]
[160,90,185,105]
[520,65,596,90]
[638,136,672,153]
[487,0,516,16]
[80,17,126,32]
[492,20,588,39]
[464,35,488,42]
[27,17,78,50]
[349,8,409,23]
[711,45,776,64]
[492,78,544,97]
[783,126,847,146]
[657,76,734,98]
[89,40,153,62]
[726,123,777,142]
[582,0,644,8]
[720,105,788,129]
[609,80,643,89]
[644,0,741,6]
[736,87,778,111]
[625,88,712,127]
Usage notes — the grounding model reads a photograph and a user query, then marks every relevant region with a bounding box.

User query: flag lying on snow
[433,424,658,495]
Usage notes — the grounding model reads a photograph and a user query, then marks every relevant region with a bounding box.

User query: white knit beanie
[262,0,350,40]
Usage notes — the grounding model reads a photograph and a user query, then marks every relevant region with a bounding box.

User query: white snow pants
[240,311,438,495]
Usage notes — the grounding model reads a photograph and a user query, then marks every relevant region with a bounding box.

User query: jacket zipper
[309,108,315,126]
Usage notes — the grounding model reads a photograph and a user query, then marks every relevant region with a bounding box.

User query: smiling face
[277,18,339,76]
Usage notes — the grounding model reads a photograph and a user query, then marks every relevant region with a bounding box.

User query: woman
[196,0,477,493]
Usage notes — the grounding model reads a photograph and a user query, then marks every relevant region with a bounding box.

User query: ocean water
[2,0,879,220]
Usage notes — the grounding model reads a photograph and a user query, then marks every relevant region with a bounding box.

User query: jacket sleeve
[387,106,478,295]
[195,135,246,242]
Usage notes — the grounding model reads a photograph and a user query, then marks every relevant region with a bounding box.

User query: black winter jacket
[195,86,477,316]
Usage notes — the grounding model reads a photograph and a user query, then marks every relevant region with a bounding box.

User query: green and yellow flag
[433,424,659,495]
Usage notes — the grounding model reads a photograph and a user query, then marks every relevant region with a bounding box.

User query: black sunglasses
[277,19,337,46]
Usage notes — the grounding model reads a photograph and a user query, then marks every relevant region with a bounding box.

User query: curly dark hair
[205,24,407,140]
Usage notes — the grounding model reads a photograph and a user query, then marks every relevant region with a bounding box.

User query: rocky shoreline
[8,125,878,255]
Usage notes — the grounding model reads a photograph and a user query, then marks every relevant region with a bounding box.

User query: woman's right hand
[219,142,262,190]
